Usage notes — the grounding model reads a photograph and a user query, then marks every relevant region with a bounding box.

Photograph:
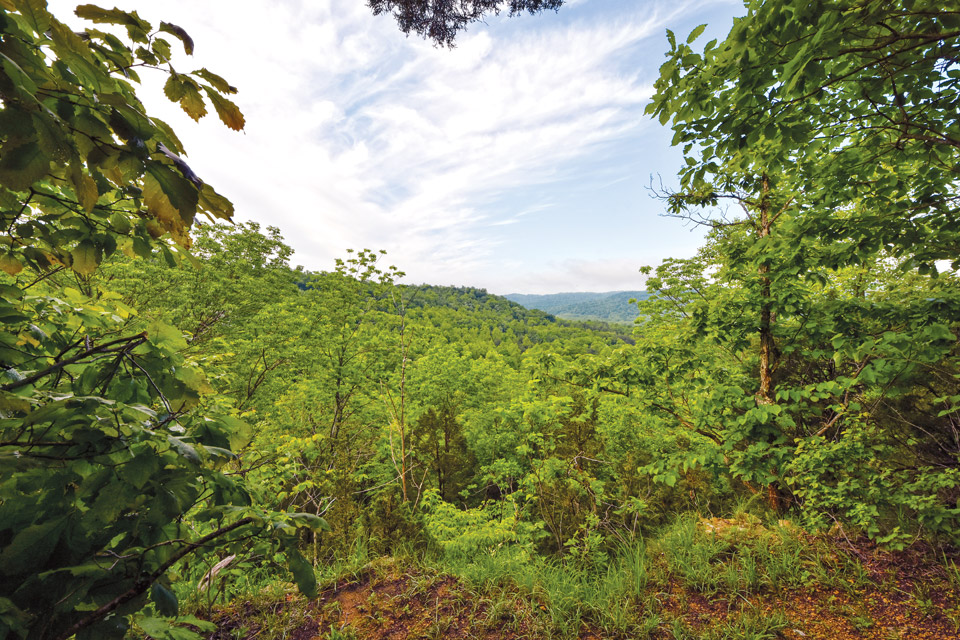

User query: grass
[188,509,960,640]
[442,545,649,637]
[433,513,818,638]
[653,512,826,595]
[702,606,790,640]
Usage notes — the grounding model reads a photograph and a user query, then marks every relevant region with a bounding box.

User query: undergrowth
[436,512,824,638]
[180,510,960,640]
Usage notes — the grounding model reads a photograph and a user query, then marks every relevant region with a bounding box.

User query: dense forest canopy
[0,1,958,638]
[505,291,650,324]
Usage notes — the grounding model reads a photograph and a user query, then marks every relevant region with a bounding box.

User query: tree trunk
[757,174,775,407]
[757,174,780,512]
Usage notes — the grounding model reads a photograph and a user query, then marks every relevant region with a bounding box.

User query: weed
[423,614,453,639]
[944,552,960,589]
[326,627,357,640]
[669,616,698,639]
[638,610,661,638]
[911,581,937,617]
[657,516,726,593]
[850,614,875,631]
[704,606,790,639]
[618,538,650,597]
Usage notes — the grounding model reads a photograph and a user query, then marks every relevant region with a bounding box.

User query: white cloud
[487,257,650,295]
[47,0,698,290]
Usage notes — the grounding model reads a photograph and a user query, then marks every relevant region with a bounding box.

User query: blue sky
[50,0,743,293]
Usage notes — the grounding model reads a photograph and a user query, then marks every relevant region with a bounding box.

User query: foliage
[0,0,239,271]
[635,0,960,545]
[647,0,960,271]
[3,0,959,637]
[367,0,564,46]
[420,488,538,559]
[506,291,649,324]
[0,3,324,639]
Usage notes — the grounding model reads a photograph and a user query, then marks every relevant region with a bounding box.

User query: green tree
[0,4,323,638]
[647,0,960,271]
[368,0,564,46]
[97,222,301,413]
[637,0,960,536]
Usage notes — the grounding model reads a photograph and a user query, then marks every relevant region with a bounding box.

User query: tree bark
[757,174,780,512]
[757,174,775,407]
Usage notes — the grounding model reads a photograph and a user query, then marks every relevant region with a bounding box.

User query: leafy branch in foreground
[0,2,325,639]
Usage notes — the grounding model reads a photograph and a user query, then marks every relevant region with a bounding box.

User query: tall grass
[437,513,823,638]
[442,540,655,638]
[654,514,815,595]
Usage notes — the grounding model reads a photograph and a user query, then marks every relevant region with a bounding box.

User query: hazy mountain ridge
[505,290,649,323]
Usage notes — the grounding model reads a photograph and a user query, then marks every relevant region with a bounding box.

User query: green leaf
[686,23,707,44]
[72,166,100,212]
[121,452,158,489]
[193,68,237,94]
[0,51,39,97]
[0,517,66,575]
[167,435,201,464]
[152,37,172,62]
[290,512,331,532]
[215,415,253,450]
[151,117,186,155]
[143,163,199,243]
[178,81,207,122]
[105,102,155,141]
[0,252,22,275]
[285,548,317,598]
[110,211,132,235]
[137,616,204,640]
[32,114,70,163]
[12,0,51,34]
[0,597,30,637]
[0,140,50,191]
[163,73,186,103]
[74,4,150,42]
[150,583,178,617]
[177,616,215,633]
[202,446,237,463]
[198,182,234,221]
[0,389,31,412]
[71,239,100,275]
[146,318,188,350]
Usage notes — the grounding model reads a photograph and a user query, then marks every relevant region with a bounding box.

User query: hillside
[203,521,960,640]
[505,290,650,323]
[3,3,960,639]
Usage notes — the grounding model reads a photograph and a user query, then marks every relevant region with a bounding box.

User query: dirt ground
[203,544,960,640]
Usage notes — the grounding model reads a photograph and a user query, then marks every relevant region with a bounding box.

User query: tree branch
[2,334,147,391]
[53,517,257,640]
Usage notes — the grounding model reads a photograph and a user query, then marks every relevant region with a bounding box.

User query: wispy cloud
[49,0,704,290]
[490,257,651,295]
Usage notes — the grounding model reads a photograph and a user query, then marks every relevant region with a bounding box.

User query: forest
[0,1,958,639]
[503,292,649,324]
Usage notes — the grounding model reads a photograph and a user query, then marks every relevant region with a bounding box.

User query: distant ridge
[505,291,649,324]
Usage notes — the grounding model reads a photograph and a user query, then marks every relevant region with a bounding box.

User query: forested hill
[406,284,631,326]
[505,290,649,323]
[398,284,637,353]
[297,278,636,352]
[4,2,960,639]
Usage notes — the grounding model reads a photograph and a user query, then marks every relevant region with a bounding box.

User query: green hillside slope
[505,290,649,323]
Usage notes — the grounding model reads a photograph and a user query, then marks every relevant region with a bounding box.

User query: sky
[48,0,743,294]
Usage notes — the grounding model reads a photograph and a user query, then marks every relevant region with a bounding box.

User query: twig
[54,517,257,640]
[2,334,147,391]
